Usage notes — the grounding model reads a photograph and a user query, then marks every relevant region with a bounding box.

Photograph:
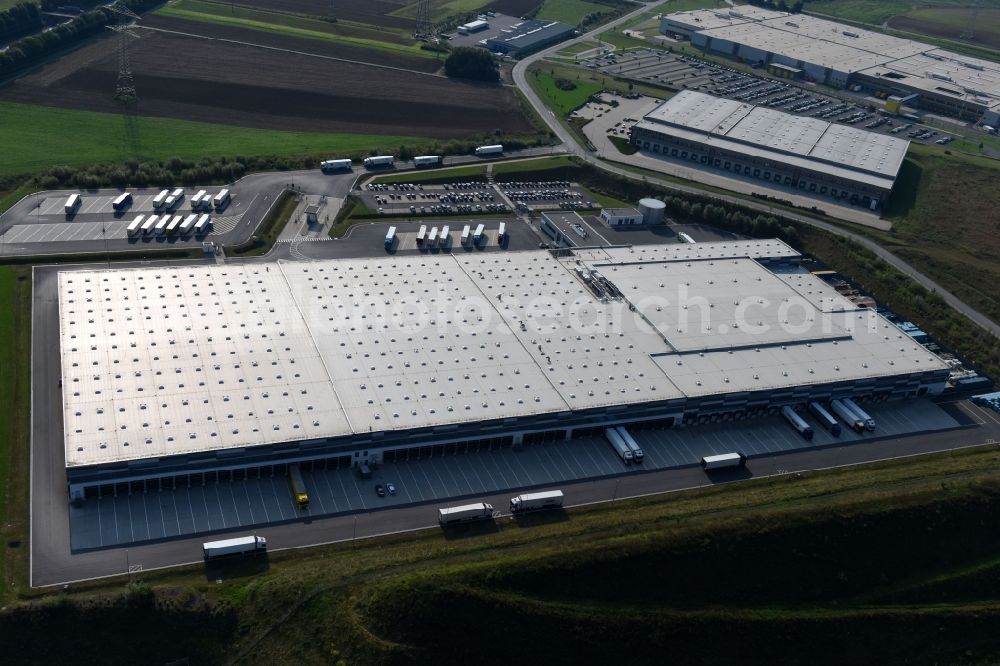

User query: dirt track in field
[0,29,534,139]
[234,0,416,30]
[142,14,441,72]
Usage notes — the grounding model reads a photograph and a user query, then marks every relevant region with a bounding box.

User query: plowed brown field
[0,29,534,139]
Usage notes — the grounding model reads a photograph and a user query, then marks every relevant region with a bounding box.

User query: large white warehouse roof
[636,90,909,188]
[59,242,946,467]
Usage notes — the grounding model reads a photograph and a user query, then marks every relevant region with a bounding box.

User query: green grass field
[528,68,605,115]
[536,0,612,25]
[0,103,434,176]
[0,266,32,603]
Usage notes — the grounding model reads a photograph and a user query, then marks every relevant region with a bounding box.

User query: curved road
[511,3,1000,338]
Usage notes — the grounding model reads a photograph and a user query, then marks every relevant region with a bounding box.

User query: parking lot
[67,399,960,550]
[360,179,600,216]
[577,48,950,143]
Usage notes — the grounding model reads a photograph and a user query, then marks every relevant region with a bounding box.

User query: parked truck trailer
[384,226,396,249]
[321,159,352,172]
[701,452,746,470]
[615,426,644,463]
[510,490,564,513]
[438,502,494,525]
[781,405,814,440]
[413,155,442,168]
[808,402,841,436]
[604,427,634,464]
[842,398,875,431]
[202,535,266,559]
[830,399,865,432]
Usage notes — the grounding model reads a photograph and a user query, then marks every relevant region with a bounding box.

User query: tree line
[0,0,162,80]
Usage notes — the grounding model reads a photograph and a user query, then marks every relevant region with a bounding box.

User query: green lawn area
[372,164,488,183]
[527,67,605,115]
[390,0,491,21]
[0,0,34,9]
[536,0,612,25]
[159,0,429,58]
[804,0,913,24]
[0,265,32,603]
[0,102,434,176]
[872,144,1000,325]
[557,40,600,55]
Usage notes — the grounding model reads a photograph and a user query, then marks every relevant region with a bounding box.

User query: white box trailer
[428,226,439,245]
[781,405,814,441]
[170,187,184,200]
[168,215,186,234]
[510,490,564,513]
[413,155,442,168]
[126,215,145,236]
[416,224,427,244]
[830,399,865,432]
[152,189,170,209]
[438,502,494,525]
[321,159,352,171]
[212,189,231,210]
[363,155,394,169]
[461,225,471,243]
[64,193,81,215]
[164,195,178,210]
[195,214,211,234]
[498,221,506,240]
[678,232,696,244]
[154,215,170,235]
[202,535,266,559]
[473,223,485,244]
[615,426,644,463]
[177,214,196,234]
[842,398,875,431]
[605,427,634,464]
[475,144,503,156]
[141,215,158,234]
[440,225,449,245]
[180,213,198,235]
[384,226,396,249]
[111,192,132,211]
[701,452,746,470]
[191,190,207,210]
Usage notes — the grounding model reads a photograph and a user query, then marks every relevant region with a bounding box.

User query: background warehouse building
[485,19,575,56]
[58,242,948,500]
[630,90,909,210]
[661,8,1000,124]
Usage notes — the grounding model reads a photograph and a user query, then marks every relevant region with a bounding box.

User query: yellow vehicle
[288,464,309,509]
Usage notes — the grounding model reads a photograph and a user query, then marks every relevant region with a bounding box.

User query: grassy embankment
[3,445,1000,663]
[0,103,434,178]
[0,266,32,605]
[157,0,435,60]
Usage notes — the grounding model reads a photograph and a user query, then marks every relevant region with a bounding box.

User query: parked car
[386,482,396,496]
[375,484,386,497]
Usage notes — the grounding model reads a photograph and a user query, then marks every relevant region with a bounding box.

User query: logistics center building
[630,90,909,210]
[58,242,949,500]
[661,8,1000,124]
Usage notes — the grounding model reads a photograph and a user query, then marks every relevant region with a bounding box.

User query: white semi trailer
[808,402,841,436]
[615,426,644,463]
[363,155,394,169]
[438,503,494,525]
[830,399,865,432]
[202,535,267,559]
[152,189,170,209]
[126,215,145,236]
[842,398,875,431]
[474,144,503,156]
[510,490,564,514]
[781,406,814,440]
[321,159,352,171]
[678,232,696,244]
[701,452,746,470]
[413,155,442,168]
[604,427,634,464]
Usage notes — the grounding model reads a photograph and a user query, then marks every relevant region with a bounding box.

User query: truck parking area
[66,398,962,550]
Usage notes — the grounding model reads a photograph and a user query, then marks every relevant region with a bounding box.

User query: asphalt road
[511,3,1000,338]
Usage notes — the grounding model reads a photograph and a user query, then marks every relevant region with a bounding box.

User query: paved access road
[511,3,1000,337]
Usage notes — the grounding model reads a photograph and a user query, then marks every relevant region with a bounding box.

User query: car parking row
[578,47,946,143]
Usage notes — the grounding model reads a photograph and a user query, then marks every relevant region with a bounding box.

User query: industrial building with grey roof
[630,90,910,209]
[661,7,1000,124]
[57,241,948,500]
[484,19,575,56]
